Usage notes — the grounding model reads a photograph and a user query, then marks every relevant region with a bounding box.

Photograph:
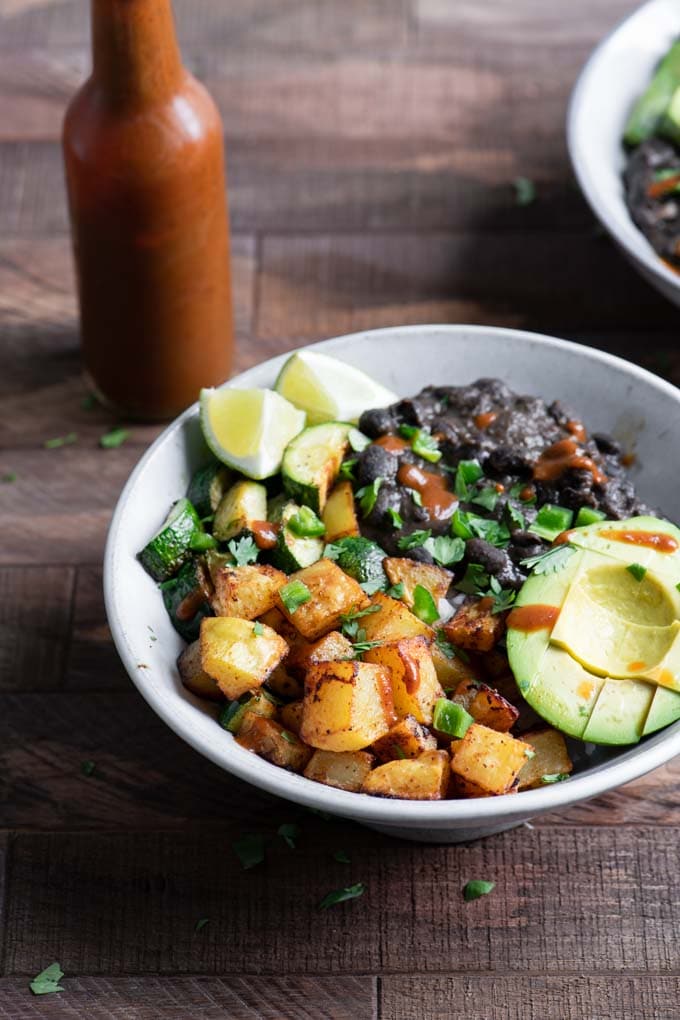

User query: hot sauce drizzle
[474,411,498,430]
[176,589,207,621]
[599,529,679,553]
[533,438,606,485]
[397,463,458,521]
[374,434,409,454]
[250,521,280,550]
[506,605,560,632]
[566,419,587,443]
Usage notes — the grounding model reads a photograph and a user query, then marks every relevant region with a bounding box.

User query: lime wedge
[199,387,305,480]
[274,350,397,425]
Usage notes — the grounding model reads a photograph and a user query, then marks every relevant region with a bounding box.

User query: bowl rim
[104,323,680,827]
[567,0,680,294]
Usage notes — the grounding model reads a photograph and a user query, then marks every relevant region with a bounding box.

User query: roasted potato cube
[322,481,360,541]
[304,749,375,791]
[223,689,278,734]
[383,557,452,608]
[177,639,223,701]
[430,636,482,691]
[450,723,532,795]
[444,596,506,652]
[452,679,519,733]
[275,558,370,641]
[361,750,450,800]
[364,636,443,725]
[266,664,304,701]
[450,774,518,798]
[371,715,437,763]
[237,712,312,772]
[300,660,394,752]
[517,728,573,790]
[286,630,354,679]
[360,592,433,643]
[279,699,304,735]
[211,563,287,620]
[258,607,300,644]
[200,617,288,700]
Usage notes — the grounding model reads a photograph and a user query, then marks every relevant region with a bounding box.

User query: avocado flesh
[507,516,680,745]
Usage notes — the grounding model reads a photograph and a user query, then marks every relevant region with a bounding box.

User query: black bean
[358,407,395,438]
[356,445,398,485]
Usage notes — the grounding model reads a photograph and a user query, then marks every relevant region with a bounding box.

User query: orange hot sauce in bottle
[62,0,234,420]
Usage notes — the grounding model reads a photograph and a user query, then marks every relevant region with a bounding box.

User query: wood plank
[3,828,679,975]
[382,975,680,1020]
[65,567,127,691]
[0,567,74,690]
[0,975,376,1019]
[256,233,680,342]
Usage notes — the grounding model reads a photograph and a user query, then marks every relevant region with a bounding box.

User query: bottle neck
[90,0,184,107]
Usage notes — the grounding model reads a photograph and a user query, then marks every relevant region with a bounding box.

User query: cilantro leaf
[455,563,489,594]
[228,536,259,566]
[278,823,300,849]
[355,477,383,517]
[412,584,439,624]
[471,487,499,512]
[340,603,381,639]
[319,882,365,910]
[233,833,266,869]
[195,918,210,933]
[423,534,465,567]
[506,502,526,530]
[44,432,77,449]
[100,427,129,449]
[333,849,351,864]
[453,459,483,499]
[520,544,576,576]
[514,175,536,206]
[386,581,405,599]
[1,471,16,483]
[360,577,387,596]
[463,879,495,902]
[406,488,423,507]
[29,963,64,996]
[280,579,312,614]
[540,772,570,784]
[485,576,517,614]
[434,630,470,663]
[397,529,431,551]
[338,458,358,481]
[81,760,96,777]
[386,507,403,529]
[323,542,341,560]
[352,638,382,654]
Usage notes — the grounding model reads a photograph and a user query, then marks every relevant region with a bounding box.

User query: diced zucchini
[213,480,268,543]
[331,535,387,587]
[323,481,360,541]
[161,558,212,642]
[282,422,352,513]
[186,462,232,519]
[272,500,324,573]
[624,40,680,146]
[138,498,202,582]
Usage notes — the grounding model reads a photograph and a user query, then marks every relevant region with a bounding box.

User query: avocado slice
[507,515,680,745]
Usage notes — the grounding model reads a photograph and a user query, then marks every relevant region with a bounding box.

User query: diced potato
[275,558,369,641]
[450,723,532,795]
[225,689,278,734]
[383,557,452,608]
[444,596,506,652]
[451,679,519,733]
[237,712,312,772]
[304,749,375,791]
[450,774,518,798]
[430,637,482,691]
[200,616,288,700]
[177,639,223,701]
[371,715,437,763]
[300,660,394,752]
[266,664,304,701]
[322,481,360,541]
[361,750,450,800]
[360,592,433,643]
[286,630,354,679]
[279,699,304,735]
[258,607,300,644]
[211,563,287,620]
[364,636,443,725]
[517,728,573,790]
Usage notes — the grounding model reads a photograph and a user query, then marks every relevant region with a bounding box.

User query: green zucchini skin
[271,501,324,573]
[213,480,268,543]
[138,497,202,581]
[187,463,232,520]
[331,535,387,586]
[160,558,212,642]
[281,422,351,513]
[624,40,680,145]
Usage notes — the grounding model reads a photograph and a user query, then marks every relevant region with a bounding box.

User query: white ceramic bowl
[568,0,680,306]
[104,324,680,842]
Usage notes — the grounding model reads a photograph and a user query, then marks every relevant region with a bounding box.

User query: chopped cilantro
[454,459,483,499]
[81,393,98,410]
[340,603,381,638]
[520,544,576,575]
[355,477,383,517]
[253,621,264,636]
[412,584,439,624]
[280,730,297,744]
[278,823,300,848]
[434,629,456,659]
[333,849,351,864]
[486,576,517,614]
[386,507,404,529]
[514,175,536,206]
[44,432,77,449]
[506,503,526,530]
[352,636,382,654]
[455,563,490,594]
[386,581,405,599]
[228,535,259,566]
[280,579,312,614]
[407,487,423,507]
[81,760,96,777]
[471,487,499,512]
[29,963,64,996]
[451,508,509,547]
[540,772,570,784]
[287,505,326,538]
[232,833,266,869]
[360,577,387,596]
[1,471,16,483]
[99,427,129,449]
[195,918,210,933]
[627,563,647,582]
[323,542,341,560]
[397,529,431,551]
[463,879,495,902]
[423,534,465,567]
[319,882,365,910]
[338,458,358,481]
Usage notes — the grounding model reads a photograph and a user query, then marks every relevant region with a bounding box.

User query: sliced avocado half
[507,515,680,745]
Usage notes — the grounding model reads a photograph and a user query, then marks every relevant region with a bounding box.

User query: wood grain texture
[0,975,376,1019]
[381,975,680,1020]
[0,567,74,690]
[3,828,679,975]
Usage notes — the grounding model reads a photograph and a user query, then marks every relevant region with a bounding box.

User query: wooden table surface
[2,0,680,1016]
